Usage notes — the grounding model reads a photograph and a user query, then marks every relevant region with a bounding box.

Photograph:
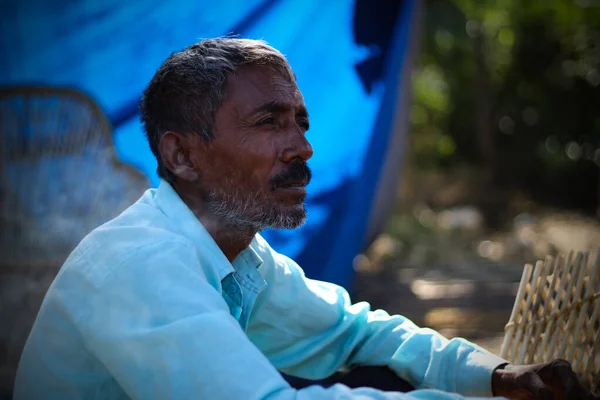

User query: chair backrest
[0,86,149,396]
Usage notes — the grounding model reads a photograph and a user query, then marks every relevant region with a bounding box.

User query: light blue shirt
[14,181,507,399]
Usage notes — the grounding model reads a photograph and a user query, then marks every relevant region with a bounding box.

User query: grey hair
[139,37,296,182]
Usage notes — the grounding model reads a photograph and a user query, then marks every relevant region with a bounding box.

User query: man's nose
[280,131,313,163]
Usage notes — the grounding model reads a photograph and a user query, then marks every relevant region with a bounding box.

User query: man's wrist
[453,349,509,397]
[491,362,510,396]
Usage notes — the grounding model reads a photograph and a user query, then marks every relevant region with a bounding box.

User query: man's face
[193,65,313,231]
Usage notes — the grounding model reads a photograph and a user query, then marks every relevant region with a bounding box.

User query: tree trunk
[473,33,498,181]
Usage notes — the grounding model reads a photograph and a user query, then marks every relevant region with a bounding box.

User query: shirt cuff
[455,347,508,397]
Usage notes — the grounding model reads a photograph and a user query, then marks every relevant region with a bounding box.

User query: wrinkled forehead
[225,65,305,116]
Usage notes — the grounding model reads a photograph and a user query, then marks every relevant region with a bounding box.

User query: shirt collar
[153,180,233,280]
[234,239,264,271]
[152,180,263,280]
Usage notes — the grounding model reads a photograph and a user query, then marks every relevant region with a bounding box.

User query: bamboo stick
[568,253,596,371]
[538,253,568,363]
[583,329,599,392]
[501,263,533,359]
[559,252,587,357]
[527,255,560,364]
[517,260,548,364]
[546,252,581,360]
[525,256,555,364]
[513,260,545,364]
[582,250,600,388]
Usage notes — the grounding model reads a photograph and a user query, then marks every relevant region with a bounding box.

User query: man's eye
[257,117,276,126]
[297,119,310,130]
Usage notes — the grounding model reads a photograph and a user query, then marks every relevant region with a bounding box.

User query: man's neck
[203,219,256,263]
[173,183,256,263]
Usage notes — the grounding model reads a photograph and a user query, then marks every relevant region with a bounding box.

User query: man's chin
[267,218,306,230]
[265,205,307,230]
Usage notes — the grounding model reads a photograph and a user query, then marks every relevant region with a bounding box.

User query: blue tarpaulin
[0,0,417,288]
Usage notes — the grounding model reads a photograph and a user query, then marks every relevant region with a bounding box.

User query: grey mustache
[270,162,312,189]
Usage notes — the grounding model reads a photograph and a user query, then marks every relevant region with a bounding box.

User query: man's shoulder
[62,198,195,286]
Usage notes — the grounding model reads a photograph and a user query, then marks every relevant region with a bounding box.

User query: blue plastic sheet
[0,0,415,287]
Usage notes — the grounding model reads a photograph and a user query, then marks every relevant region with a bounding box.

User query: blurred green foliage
[411,0,600,214]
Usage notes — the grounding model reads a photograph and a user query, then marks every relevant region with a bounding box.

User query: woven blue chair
[0,86,148,396]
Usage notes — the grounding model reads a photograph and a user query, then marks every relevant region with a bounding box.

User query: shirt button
[228,285,238,294]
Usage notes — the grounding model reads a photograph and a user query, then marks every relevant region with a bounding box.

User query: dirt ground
[349,168,600,357]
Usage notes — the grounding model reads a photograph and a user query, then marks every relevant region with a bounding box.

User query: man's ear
[158,131,200,182]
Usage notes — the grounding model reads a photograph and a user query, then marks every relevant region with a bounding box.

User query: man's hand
[491,359,599,400]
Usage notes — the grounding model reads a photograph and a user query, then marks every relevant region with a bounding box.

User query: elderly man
[14,38,593,400]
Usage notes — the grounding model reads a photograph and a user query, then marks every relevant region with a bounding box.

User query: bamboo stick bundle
[500,249,600,395]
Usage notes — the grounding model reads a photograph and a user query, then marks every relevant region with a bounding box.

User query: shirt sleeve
[74,239,499,400]
[247,236,507,398]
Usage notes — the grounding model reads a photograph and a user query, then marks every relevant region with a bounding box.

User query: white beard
[205,185,306,231]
